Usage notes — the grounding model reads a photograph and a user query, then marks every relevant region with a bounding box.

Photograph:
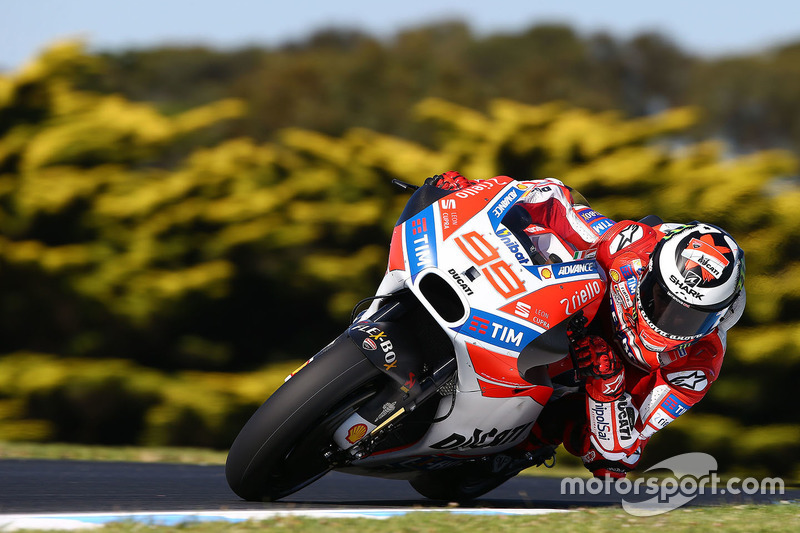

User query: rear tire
[409,462,515,502]
[225,335,381,501]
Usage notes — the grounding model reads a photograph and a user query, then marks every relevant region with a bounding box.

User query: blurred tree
[72,21,800,155]
[0,42,426,370]
[688,42,800,153]
[1,42,799,477]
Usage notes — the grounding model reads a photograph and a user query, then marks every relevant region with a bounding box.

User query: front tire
[225,334,381,501]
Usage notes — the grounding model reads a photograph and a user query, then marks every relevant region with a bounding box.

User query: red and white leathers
[511,177,746,477]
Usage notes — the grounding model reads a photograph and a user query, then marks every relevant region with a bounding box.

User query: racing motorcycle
[225,176,607,502]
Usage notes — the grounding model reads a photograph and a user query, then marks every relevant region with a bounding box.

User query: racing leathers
[517,177,745,477]
[431,172,745,478]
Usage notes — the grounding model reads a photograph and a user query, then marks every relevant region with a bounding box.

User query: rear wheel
[409,463,516,502]
[409,444,557,502]
[225,335,382,501]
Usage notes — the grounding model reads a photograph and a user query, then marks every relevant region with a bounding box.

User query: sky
[2,0,800,72]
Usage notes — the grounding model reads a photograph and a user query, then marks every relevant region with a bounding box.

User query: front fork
[327,355,456,463]
[327,292,457,462]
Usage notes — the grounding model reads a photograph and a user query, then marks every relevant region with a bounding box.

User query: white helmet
[637,223,745,343]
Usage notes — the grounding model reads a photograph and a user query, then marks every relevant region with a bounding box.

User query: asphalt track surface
[0,459,797,515]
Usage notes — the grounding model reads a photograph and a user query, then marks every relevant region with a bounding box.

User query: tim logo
[468,315,490,335]
[405,205,437,276]
[662,394,689,417]
[411,217,428,235]
[592,218,614,235]
[620,264,635,278]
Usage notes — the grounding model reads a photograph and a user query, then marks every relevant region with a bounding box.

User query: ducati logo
[681,235,731,282]
[362,338,377,351]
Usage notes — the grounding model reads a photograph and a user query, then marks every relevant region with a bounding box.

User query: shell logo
[346,423,368,443]
[541,268,552,279]
[610,269,621,282]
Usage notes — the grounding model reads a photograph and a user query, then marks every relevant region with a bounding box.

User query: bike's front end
[225,177,607,502]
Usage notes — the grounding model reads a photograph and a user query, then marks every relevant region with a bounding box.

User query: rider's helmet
[635,223,745,352]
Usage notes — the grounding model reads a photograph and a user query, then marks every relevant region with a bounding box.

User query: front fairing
[335,178,611,464]
[382,177,606,362]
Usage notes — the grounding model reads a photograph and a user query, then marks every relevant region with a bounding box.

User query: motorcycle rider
[429,171,746,478]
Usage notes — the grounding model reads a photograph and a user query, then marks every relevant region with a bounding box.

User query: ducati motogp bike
[225,176,607,501]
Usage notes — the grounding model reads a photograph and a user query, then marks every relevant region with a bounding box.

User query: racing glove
[429,171,471,191]
[572,335,625,403]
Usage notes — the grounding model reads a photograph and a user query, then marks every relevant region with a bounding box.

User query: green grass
[42,505,800,533]
[0,440,227,464]
[2,442,797,532]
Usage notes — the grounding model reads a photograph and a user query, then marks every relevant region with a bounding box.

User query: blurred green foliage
[0,41,798,480]
[76,22,800,156]
[0,351,296,448]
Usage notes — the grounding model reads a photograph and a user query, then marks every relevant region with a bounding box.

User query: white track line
[0,508,570,531]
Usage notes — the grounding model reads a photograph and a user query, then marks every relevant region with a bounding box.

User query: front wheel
[225,334,382,501]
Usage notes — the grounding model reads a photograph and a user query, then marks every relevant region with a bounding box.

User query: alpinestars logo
[603,373,625,396]
[610,224,643,254]
[667,370,708,391]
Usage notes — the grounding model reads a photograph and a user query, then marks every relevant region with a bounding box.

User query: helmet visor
[639,273,723,340]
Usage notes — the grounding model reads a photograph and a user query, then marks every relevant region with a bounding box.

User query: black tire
[225,334,382,501]
[409,463,515,502]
